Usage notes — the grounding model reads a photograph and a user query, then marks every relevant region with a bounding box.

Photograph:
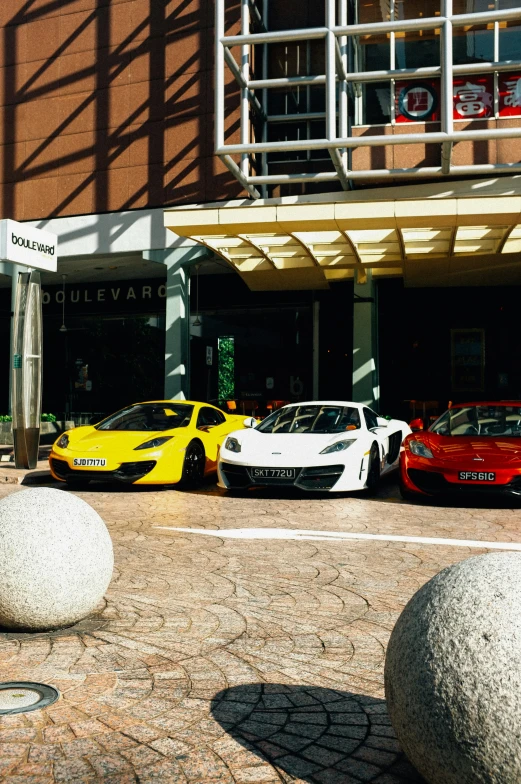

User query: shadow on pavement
[211,683,425,783]
[25,470,521,510]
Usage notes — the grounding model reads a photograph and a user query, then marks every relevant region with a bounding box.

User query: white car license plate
[73,458,107,467]
[251,467,296,479]
[458,471,495,481]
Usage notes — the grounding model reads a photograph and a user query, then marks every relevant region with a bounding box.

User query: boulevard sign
[0,219,57,272]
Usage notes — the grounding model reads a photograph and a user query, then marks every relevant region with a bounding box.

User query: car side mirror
[409,417,424,432]
[243,417,257,428]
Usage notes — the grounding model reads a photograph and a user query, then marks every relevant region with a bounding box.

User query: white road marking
[153,526,521,551]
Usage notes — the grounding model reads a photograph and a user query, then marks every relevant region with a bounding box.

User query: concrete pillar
[143,246,209,400]
[165,263,189,400]
[352,269,379,409]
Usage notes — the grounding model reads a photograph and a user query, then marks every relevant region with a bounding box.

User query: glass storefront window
[453,28,494,65]
[395,1,440,19]
[42,313,165,418]
[357,33,392,124]
[500,27,521,61]
[395,35,440,69]
[498,0,521,66]
[267,42,325,80]
[356,1,390,24]
[362,82,392,124]
[452,0,494,64]
[268,121,311,162]
[349,0,518,125]
[263,1,521,130]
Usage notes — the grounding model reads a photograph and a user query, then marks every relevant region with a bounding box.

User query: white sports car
[218,401,411,493]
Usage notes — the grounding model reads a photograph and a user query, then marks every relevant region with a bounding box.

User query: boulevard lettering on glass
[41,279,167,314]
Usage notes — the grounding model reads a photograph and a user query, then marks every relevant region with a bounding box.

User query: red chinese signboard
[453,76,493,119]
[395,80,440,123]
[395,73,521,123]
[498,74,521,117]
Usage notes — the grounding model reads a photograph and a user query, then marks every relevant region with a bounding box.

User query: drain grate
[0,682,59,715]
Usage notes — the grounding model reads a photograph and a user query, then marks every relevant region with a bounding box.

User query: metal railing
[215,0,521,196]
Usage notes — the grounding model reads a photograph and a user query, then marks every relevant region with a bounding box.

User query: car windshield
[430,406,521,437]
[256,405,361,434]
[96,404,194,432]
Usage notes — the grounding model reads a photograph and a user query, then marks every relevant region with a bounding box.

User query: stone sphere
[0,487,113,630]
[385,552,521,784]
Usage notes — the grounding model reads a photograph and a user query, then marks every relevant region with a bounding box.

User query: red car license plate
[458,471,496,481]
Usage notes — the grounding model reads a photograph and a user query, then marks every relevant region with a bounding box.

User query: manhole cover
[0,682,59,715]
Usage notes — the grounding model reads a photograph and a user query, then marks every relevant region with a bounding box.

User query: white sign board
[0,219,57,272]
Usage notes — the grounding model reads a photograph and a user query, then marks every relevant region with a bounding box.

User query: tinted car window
[363,408,379,430]
[431,406,521,437]
[97,404,194,431]
[197,407,226,428]
[257,405,361,433]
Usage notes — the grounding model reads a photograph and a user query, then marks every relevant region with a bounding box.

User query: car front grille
[220,463,251,488]
[220,462,344,491]
[50,458,69,479]
[408,469,448,494]
[297,465,344,490]
[408,468,521,495]
[51,458,156,483]
[114,461,156,480]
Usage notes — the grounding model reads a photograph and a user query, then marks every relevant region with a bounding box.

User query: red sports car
[400,401,521,499]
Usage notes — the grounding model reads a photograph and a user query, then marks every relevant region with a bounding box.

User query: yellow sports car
[49,400,252,488]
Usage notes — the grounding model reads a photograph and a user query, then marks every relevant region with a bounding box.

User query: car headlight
[320,439,356,454]
[134,436,172,451]
[56,433,69,449]
[409,440,434,459]
[225,437,241,453]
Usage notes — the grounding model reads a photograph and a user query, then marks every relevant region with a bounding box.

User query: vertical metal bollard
[12,271,42,470]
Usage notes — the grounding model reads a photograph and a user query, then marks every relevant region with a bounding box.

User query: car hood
[65,427,175,452]
[228,429,362,458]
[426,433,521,463]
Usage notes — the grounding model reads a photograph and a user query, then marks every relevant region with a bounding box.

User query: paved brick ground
[0,476,520,783]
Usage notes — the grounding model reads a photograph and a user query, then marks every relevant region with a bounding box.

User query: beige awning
[165,177,521,290]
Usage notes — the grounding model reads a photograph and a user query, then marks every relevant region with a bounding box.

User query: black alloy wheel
[181,441,206,487]
[366,444,381,495]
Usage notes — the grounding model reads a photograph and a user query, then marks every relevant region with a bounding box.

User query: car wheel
[181,441,206,487]
[365,444,381,495]
[66,478,90,490]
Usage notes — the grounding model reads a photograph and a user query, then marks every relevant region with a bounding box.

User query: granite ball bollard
[0,487,113,631]
[384,552,521,784]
